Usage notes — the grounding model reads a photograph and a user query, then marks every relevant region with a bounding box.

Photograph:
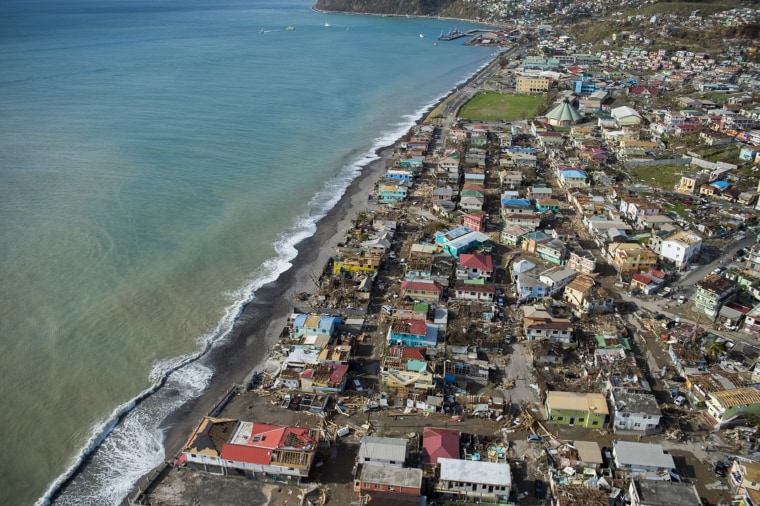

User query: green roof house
[545,98,582,127]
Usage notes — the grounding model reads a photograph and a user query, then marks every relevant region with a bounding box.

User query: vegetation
[459,92,546,122]
[626,163,686,190]
[620,2,733,18]
[314,0,485,19]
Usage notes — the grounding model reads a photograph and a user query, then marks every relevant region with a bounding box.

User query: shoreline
[44,42,503,506]
[311,5,498,29]
[153,46,505,475]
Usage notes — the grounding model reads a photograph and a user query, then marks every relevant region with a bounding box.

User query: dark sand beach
[129,53,503,500]
[157,145,394,463]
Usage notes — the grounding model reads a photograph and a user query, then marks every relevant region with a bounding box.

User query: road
[619,235,760,354]
[673,234,756,295]
[500,342,539,409]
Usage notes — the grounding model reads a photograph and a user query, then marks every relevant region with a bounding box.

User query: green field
[626,164,686,190]
[459,92,546,122]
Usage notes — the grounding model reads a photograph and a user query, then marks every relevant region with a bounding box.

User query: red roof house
[400,279,443,303]
[422,427,461,464]
[182,418,317,479]
[457,253,494,280]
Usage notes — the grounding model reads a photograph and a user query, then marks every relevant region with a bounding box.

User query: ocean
[0,0,494,503]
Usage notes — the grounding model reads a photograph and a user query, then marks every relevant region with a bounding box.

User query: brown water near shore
[155,144,394,470]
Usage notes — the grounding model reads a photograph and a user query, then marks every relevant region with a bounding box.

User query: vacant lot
[459,92,546,122]
[626,163,686,190]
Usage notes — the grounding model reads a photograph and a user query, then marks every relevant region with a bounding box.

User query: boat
[324,22,331,27]
[286,26,295,31]
[419,33,425,38]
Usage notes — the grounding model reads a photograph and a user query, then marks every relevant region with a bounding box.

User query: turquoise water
[0,0,494,503]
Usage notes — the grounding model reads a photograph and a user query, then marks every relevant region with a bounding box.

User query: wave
[39,50,499,506]
[37,363,213,506]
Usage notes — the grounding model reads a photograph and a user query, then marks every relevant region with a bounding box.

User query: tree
[705,341,725,363]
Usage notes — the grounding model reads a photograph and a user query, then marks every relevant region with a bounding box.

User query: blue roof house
[378,183,408,203]
[535,200,561,213]
[435,226,491,259]
[387,319,439,348]
[385,170,414,182]
[516,272,550,302]
[710,181,731,191]
[293,314,338,338]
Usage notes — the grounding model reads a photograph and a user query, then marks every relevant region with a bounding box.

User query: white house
[610,391,662,434]
[358,436,408,467]
[656,230,702,269]
[456,253,494,280]
[538,266,577,295]
[454,282,496,303]
[629,480,701,506]
[613,441,675,478]
[436,458,511,501]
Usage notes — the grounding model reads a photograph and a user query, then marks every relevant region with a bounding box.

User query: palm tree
[705,341,725,363]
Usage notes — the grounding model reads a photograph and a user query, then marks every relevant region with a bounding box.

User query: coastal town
[130,3,760,506]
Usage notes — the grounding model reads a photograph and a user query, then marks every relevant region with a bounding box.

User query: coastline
[151,48,505,485]
[42,43,503,506]
[311,5,495,28]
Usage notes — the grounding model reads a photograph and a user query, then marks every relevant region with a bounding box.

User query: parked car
[535,480,544,498]
[670,376,686,383]
[674,395,687,407]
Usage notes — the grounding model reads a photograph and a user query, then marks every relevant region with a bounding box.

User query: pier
[438,28,489,41]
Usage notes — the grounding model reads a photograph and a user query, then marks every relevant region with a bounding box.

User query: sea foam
[39,38,497,506]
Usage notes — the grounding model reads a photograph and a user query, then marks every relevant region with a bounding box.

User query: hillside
[313,0,486,20]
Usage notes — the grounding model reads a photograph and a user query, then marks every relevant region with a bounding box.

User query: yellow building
[676,172,709,194]
[607,243,658,276]
[332,251,382,275]
[516,76,551,94]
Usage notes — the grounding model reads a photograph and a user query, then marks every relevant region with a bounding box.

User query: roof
[360,464,422,489]
[546,391,609,415]
[361,491,423,506]
[573,441,603,464]
[456,282,496,294]
[512,259,536,273]
[435,225,473,242]
[612,391,662,416]
[632,273,653,285]
[400,347,426,360]
[422,428,460,464]
[438,458,511,486]
[359,437,408,463]
[221,422,316,465]
[390,318,428,336]
[400,279,443,294]
[459,253,493,271]
[560,169,588,179]
[611,105,642,119]
[445,231,491,250]
[545,98,582,123]
[613,441,675,469]
[293,314,335,332]
[633,480,701,505]
[183,417,238,457]
[696,274,738,295]
[709,387,760,407]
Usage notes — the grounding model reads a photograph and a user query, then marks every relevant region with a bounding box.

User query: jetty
[438,28,490,41]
